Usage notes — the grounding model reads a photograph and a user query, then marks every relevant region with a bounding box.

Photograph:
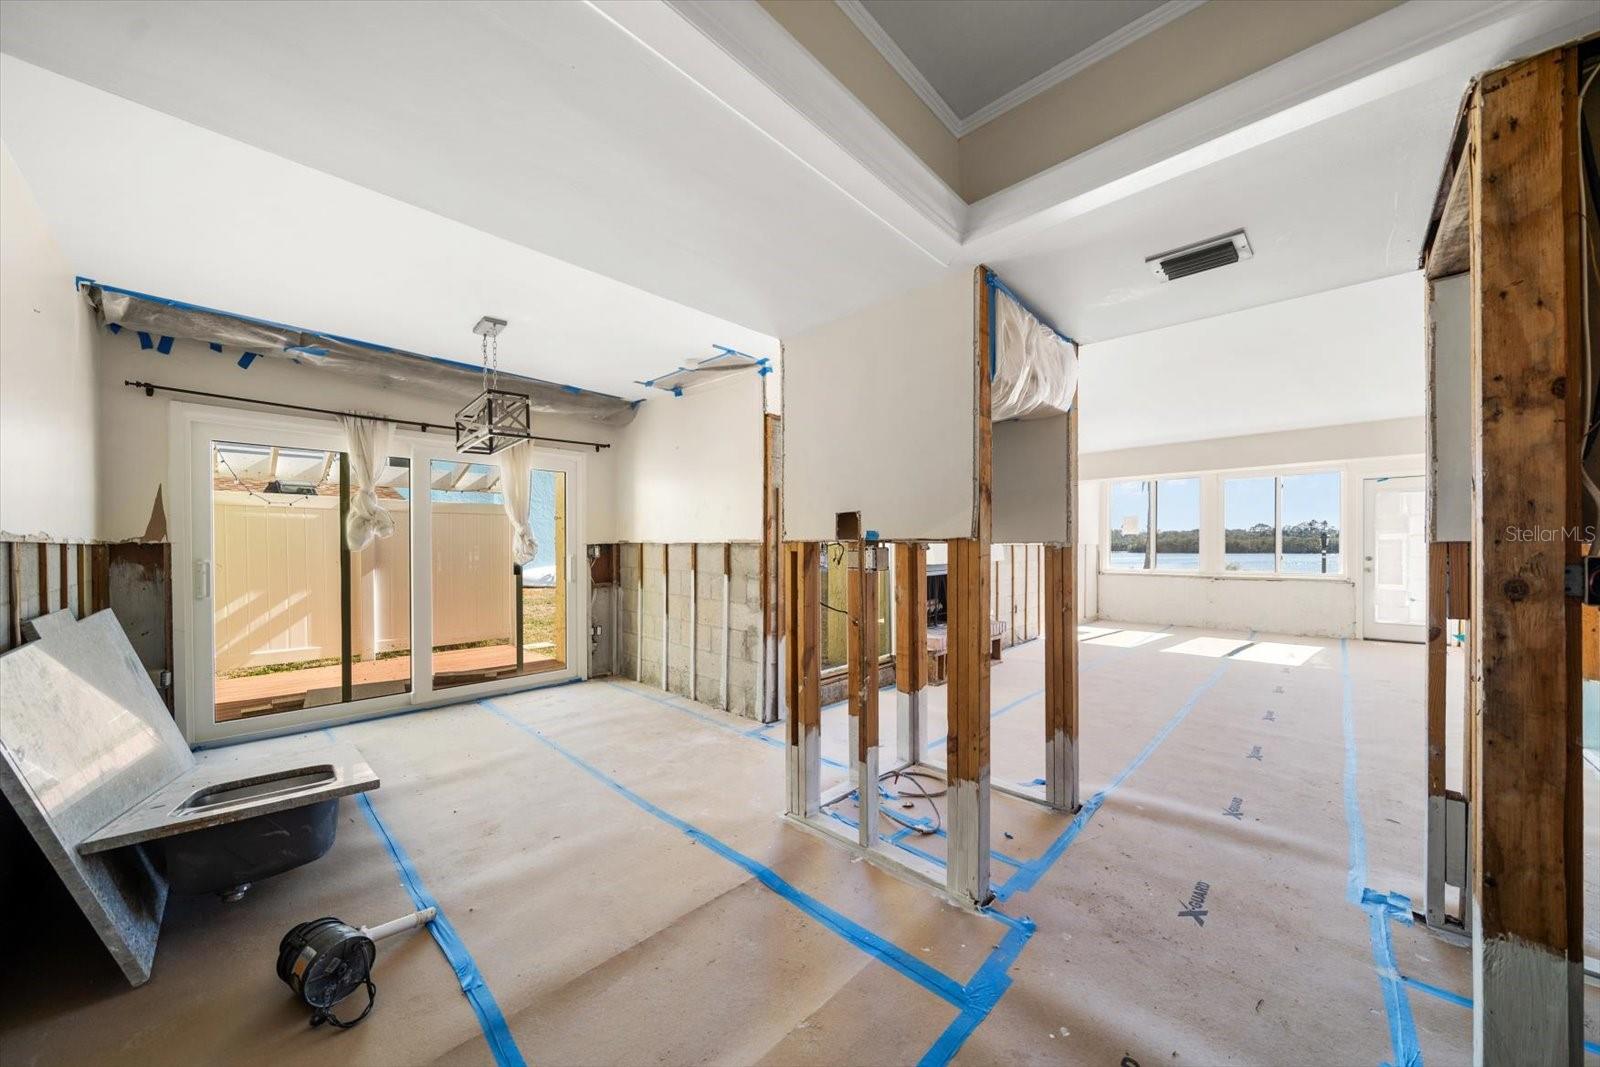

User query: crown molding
[613,0,964,262]
[961,0,1593,257]
[836,0,1207,138]
[833,0,964,135]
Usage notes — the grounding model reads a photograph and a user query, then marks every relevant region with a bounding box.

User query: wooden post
[848,542,880,845]
[762,413,783,723]
[76,543,87,619]
[894,542,928,763]
[1469,48,1582,1064]
[1044,544,1078,812]
[947,268,993,907]
[785,542,822,818]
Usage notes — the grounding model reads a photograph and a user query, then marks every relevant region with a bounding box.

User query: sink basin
[174,766,336,814]
[149,798,340,897]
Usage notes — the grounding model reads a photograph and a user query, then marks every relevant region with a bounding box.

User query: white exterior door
[1363,476,1426,642]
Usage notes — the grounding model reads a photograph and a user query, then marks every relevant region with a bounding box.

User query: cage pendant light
[454,316,532,455]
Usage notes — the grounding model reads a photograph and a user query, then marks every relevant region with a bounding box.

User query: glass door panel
[211,442,412,723]
[430,461,569,690]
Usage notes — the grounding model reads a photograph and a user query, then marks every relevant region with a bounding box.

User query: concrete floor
[4,622,1597,1064]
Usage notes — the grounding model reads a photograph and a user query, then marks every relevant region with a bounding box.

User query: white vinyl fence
[212,494,513,672]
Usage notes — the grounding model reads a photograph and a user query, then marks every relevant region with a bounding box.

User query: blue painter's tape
[156,335,174,355]
[107,322,123,334]
[137,331,153,350]
[237,352,258,370]
[865,530,880,542]
[926,687,1043,752]
[479,699,967,1008]
[347,783,526,1066]
[993,634,1248,902]
[600,681,845,768]
[562,384,582,394]
[758,365,772,376]
[918,919,1035,1067]
[1340,640,1421,1067]
[208,342,223,353]
[74,278,633,403]
[671,386,683,397]
[984,271,1075,348]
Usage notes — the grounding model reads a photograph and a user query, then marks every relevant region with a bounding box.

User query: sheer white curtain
[499,440,539,566]
[340,415,395,550]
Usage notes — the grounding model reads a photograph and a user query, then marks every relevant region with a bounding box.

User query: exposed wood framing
[784,542,822,818]
[761,413,782,723]
[1468,46,1583,1062]
[894,542,928,764]
[945,268,994,907]
[76,543,87,618]
[847,542,880,846]
[1043,545,1078,812]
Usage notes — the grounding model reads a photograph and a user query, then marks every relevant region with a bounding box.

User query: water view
[1107,551,1342,574]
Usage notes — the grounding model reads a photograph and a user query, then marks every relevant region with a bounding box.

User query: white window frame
[170,401,588,745]
[1099,463,1349,582]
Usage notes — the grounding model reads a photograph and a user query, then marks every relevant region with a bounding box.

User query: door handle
[195,560,210,599]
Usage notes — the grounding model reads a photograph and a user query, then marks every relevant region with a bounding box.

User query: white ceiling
[1,0,1593,436]
[851,0,1172,127]
[986,70,1465,343]
[0,54,780,400]
[0,0,939,365]
[1078,272,1425,453]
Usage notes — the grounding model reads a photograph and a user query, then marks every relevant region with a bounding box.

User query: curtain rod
[124,380,611,451]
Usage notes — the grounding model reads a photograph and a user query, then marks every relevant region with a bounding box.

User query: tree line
[1109,519,1339,555]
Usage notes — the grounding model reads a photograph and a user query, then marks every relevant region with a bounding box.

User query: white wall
[606,370,765,543]
[0,140,97,540]
[1079,273,1426,454]
[95,328,617,543]
[782,269,975,541]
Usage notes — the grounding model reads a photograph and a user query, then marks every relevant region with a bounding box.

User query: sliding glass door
[181,408,585,743]
[427,461,568,689]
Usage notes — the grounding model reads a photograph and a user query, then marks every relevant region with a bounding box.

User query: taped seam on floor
[601,679,848,769]
[916,631,1253,1067]
[991,636,1246,903]
[1339,639,1422,1067]
[478,698,968,1008]
[351,791,527,1067]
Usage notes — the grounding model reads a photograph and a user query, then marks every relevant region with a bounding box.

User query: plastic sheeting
[82,282,637,427]
[992,288,1077,423]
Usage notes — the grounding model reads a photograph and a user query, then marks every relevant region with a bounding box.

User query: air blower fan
[277,907,436,1029]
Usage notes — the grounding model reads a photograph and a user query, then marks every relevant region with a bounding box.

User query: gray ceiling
[859,0,1168,120]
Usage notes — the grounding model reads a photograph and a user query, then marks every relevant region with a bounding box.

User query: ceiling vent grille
[1146,229,1252,282]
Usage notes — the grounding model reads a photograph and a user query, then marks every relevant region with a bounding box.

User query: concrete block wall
[639,545,666,690]
[665,544,694,699]
[605,541,765,720]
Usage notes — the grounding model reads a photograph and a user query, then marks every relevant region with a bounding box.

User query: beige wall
[762,0,1399,203]
[0,141,98,540]
[959,0,1400,200]
[759,0,961,190]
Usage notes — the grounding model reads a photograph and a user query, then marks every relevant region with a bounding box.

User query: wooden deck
[215,644,562,722]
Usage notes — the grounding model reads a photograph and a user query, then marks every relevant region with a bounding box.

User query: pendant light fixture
[454,315,532,455]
